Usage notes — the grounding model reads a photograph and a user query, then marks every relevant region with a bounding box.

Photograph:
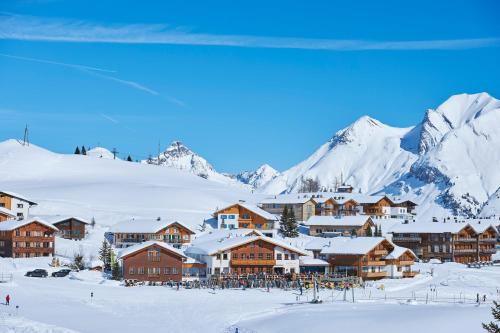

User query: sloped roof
[389,222,477,234]
[385,245,417,260]
[320,237,390,255]
[187,235,308,256]
[118,241,187,260]
[36,215,90,225]
[0,191,37,205]
[0,207,16,217]
[299,256,330,266]
[214,203,277,221]
[0,217,58,231]
[260,195,316,205]
[304,215,373,227]
[109,218,193,234]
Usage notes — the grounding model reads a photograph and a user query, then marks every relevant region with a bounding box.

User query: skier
[477,293,480,304]
[483,294,487,302]
[5,294,10,306]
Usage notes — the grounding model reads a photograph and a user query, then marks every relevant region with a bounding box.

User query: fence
[0,273,13,283]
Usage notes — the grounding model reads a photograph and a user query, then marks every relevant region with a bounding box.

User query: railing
[479,238,498,243]
[230,259,276,266]
[392,237,422,242]
[373,250,388,256]
[362,261,386,266]
[456,238,477,242]
[479,248,497,254]
[362,271,387,278]
[454,248,477,254]
[398,260,415,266]
[402,271,419,278]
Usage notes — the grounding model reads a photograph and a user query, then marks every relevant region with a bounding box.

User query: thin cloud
[0,53,115,72]
[100,113,119,124]
[0,13,499,50]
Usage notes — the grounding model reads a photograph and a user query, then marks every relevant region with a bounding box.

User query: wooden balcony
[454,248,477,254]
[373,250,389,256]
[363,260,386,266]
[362,271,387,279]
[230,259,276,266]
[456,238,477,243]
[398,260,414,266]
[479,248,497,254]
[402,271,419,278]
[392,237,421,242]
[479,238,497,243]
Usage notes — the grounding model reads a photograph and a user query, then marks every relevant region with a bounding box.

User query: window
[276,254,282,260]
[17,213,24,217]
[172,267,178,274]
[228,215,235,219]
[138,267,145,274]
[148,267,160,275]
[26,231,31,237]
[216,254,221,260]
[223,253,228,260]
[183,235,189,240]
[15,230,20,236]
[255,224,262,229]
[249,253,254,259]
[17,203,23,208]
[164,267,170,274]
[232,253,238,259]
[148,249,161,262]
[285,254,289,260]
[242,214,250,219]
[266,253,272,260]
[290,254,296,260]
[221,215,227,219]
[129,267,135,275]
[258,253,263,259]
[0,241,4,247]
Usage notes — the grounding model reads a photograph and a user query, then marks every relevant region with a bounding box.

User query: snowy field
[0,258,498,333]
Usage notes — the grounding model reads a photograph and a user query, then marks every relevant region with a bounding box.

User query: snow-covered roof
[215,203,277,221]
[36,215,90,225]
[304,238,332,251]
[0,190,37,205]
[0,217,58,231]
[109,218,193,234]
[0,207,16,217]
[118,241,187,260]
[187,235,308,256]
[260,196,315,205]
[299,256,330,266]
[389,222,476,234]
[320,237,389,255]
[304,215,373,227]
[385,245,417,260]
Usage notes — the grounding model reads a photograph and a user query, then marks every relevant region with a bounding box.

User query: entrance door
[274,267,284,275]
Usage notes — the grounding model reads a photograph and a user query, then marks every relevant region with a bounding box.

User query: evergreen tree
[365,226,373,237]
[287,207,299,237]
[90,217,96,229]
[72,253,85,270]
[81,146,87,155]
[74,146,81,155]
[126,155,133,162]
[98,240,111,271]
[483,301,500,333]
[110,250,120,280]
[279,206,289,236]
[351,229,357,237]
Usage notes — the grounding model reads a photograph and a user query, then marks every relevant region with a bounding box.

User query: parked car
[25,269,48,278]
[51,269,72,277]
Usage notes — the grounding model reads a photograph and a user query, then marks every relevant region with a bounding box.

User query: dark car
[25,269,48,278]
[51,269,72,277]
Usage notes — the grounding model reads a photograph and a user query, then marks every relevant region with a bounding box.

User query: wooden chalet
[0,207,16,222]
[42,216,90,240]
[0,218,57,258]
[213,202,278,232]
[390,221,498,264]
[118,241,187,283]
[110,219,195,248]
[304,215,375,237]
[0,191,37,220]
[259,196,317,222]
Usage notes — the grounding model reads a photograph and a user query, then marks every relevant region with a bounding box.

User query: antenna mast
[23,124,29,146]
[111,148,119,160]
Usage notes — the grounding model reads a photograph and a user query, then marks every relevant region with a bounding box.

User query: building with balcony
[304,215,375,237]
[0,217,57,258]
[213,202,278,235]
[259,196,317,222]
[39,216,90,240]
[110,218,195,248]
[389,221,499,263]
[185,233,307,277]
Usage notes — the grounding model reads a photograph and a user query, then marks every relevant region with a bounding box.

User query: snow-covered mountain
[87,147,116,159]
[261,92,500,220]
[230,164,280,189]
[141,141,250,188]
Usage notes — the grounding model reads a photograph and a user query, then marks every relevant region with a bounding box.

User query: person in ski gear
[5,294,10,306]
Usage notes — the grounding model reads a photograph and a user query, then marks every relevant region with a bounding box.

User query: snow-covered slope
[262,93,500,219]
[87,147,116,159]
[231,164,280,189]
[141,141,250,188]
[0,139,254,229]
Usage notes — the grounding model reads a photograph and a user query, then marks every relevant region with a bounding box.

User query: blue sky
[1,0,499,173]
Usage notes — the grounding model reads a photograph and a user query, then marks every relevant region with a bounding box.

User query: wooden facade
[319,198,359,216]
[52,218,88,240]
[391,224,498,263]
[260,200,316,222]
[214,204,275,230]
[114,222,194,248]
[121,243,186,282]
[229,239,276,274]
[0,220,56,258]
[361,197,393,217]
[308,217,374,237]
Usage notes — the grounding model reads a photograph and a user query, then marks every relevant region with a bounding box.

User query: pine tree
[99,240,111,271]
[72,253,85,270]
[110,250,120,280]
[74,146,81,155]
[81,146,87,155]
[90,217,96,229]
[483,301,500,333]
[279,206,289,237]
[126,155,133,162]
[365,226,373,237]
[287,207,299,237]
[351,229,357,237]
